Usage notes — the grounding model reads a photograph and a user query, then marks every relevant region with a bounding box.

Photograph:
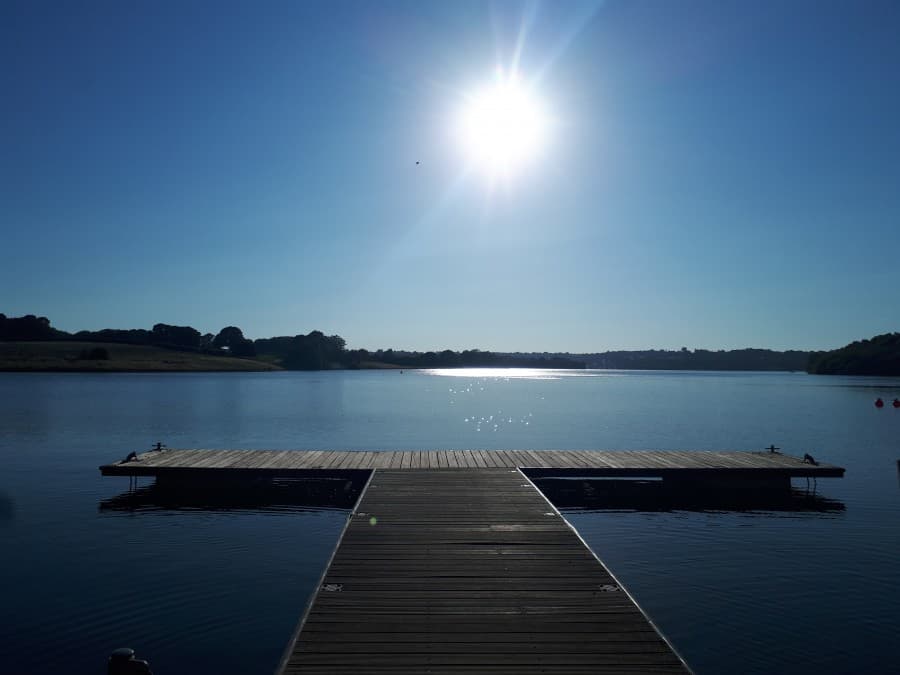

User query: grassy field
[0,341,282,372]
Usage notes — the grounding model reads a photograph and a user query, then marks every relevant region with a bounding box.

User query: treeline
[582,348,814,372]
[0,313,581,372]
[0,313,586,371]
[808,333,900,376]
[0,314,256,357]
[8,313,897,375]
[0,313,373,370]
[256,332,348,370]
[0,314,67,341]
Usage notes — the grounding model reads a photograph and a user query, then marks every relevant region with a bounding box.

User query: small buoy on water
[893,398,900,408]
[875,398,884,408]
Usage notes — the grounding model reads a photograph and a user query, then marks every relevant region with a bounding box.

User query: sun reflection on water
[424,367,617,379]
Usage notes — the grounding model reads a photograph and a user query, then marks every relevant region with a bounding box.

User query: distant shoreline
[0,341,281,373]
[3,339,897,376]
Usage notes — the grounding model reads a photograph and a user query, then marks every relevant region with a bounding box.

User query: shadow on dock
[99,475,368,513]
[531,477,846,513]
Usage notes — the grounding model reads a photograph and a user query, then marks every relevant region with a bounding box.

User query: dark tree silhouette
[151,323,202,349]
[261,331,350,370]
[808,333,900,375]
[213,326,256,357]
[73,328,152,345]
[0,314,60,341]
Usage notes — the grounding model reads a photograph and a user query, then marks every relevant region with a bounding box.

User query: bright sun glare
[456,72,549,178]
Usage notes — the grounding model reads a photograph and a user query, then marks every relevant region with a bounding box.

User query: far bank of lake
[0,341,281,372]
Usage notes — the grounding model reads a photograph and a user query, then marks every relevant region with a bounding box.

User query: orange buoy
[875,398,884,408]
[893,398,900,408]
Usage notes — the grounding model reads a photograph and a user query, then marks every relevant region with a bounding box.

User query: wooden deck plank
[506,450,529,467]
[258,450,291,471]
[578,450,616,469]
[520,449,546,468]
[227,449,256,467]
[491,450,511,467]
[279,469,689,674]
[706,451,760,469]
[295,450,321,468]
[661,451,705,469]
[324,451,346,469]
[319,451,339,469]
[482,449,500,468]
[336,451,358,469]
[101,449,845,477]
[567,450,594,468]
[218,449,250,469]
[343,451,362,470]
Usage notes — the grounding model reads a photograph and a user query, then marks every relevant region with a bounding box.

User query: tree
[0,314,58,341]
[279,330,349,370]
[151,323,202,349]
[808,332,900,375]
[212,326,256,357]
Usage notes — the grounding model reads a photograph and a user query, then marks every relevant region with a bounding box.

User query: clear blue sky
[3,0,899,352]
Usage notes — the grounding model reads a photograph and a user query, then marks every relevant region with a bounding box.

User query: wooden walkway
[278,469,690,674]
[100,450,843,671]
[100,448,844,478]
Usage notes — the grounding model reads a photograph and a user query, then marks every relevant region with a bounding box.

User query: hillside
[0,341,282,372]
[808,333,900,376]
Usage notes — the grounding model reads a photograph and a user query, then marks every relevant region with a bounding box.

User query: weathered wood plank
[278,469,689,674]
[100,449,845,478]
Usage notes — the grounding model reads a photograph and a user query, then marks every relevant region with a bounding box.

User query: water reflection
[0,491,14,523]
[534,478,846,514]
[0,373,51,441]
[214,375,246,443]
[424,367,619,379]
[100,475,367,513]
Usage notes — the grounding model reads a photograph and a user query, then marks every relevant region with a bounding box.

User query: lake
[1,369,898,674]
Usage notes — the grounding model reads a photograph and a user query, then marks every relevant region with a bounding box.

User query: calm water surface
[1,370,898,674]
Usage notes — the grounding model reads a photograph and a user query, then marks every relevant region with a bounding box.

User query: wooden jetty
[99,449,844,673]
[278,468,690,674]
[100,448,844,479]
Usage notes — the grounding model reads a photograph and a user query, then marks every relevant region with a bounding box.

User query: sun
[456,72,549,178]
